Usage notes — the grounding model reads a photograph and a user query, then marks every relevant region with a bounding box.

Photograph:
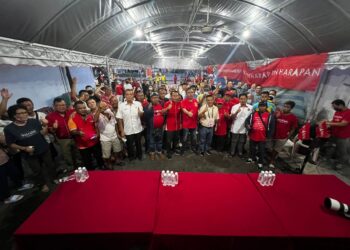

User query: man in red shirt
[326,99,350,169]
[173,74,177,85]
[68,101,104,170]
[180,88,199,154]
[115,81,124,102]
[144,93,165,160]
[213,98,228,152]
[269,101,298,168]
[245,102,275,168]
[223,91,239,151]
[164,91,182,159]
[135,91,149,108]
[47,97,80,172]
[100,86,115,107]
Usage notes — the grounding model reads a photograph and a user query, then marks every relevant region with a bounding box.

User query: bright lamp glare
[242,29,250,38]
[135,29,143,37]
[216,32,222,40]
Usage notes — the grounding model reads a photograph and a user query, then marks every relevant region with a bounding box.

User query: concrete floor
[0,149,349,250]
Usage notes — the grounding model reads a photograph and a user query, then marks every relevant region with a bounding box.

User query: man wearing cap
[180,88,199,154]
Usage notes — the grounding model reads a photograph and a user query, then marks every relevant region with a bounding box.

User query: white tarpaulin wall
[0,37,148,70]
[0,65,68,108]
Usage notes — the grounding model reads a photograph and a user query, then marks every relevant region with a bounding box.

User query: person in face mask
[325,99,350,170]
[247,93,254,105]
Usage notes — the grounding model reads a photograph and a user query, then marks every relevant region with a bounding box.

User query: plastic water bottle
[170,171,175,187]
[82,167,89,180]
[257,171,264,184]
[74,169,81,182]
[261,172,269,186]
[165,170,170,186]
[79,168,85,182]
[267,171,273,186]
[270,173,276,186]
[174,172,178,185]
[161,170,166,185]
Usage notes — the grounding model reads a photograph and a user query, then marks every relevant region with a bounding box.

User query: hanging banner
[217,53,328,91]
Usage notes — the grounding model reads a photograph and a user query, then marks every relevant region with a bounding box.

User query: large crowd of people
[0,76,349,204]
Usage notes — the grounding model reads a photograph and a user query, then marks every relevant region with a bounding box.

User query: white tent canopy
[0,0,349,69]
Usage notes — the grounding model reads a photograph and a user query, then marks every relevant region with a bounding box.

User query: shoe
[41,185,49,193]
[238,153,243,158]
[115,161,125,166]
[334,164,343,170]
[150,153,155,161]
[269,164,275,168]
[157,153,166,160]
[17,183,34,191]
[200,152,205,157]
[4,195,24,204]
[167,154,172,159]
[191,148,198,154]
[246,158,253,163]
[206,151,212,156]
[174,150,181,156]
[258,163,263,169]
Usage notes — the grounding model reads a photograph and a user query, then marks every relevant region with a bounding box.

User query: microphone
[324,197,350,219]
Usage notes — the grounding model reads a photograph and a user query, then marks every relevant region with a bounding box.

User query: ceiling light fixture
[215,32,222,40]
[135,28,143,37]
[242,29,251,39]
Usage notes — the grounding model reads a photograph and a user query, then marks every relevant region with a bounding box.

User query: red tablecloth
[14,171,350,250]
[151,172,288,250]
[15,171,160,250]
[248,173,350,238]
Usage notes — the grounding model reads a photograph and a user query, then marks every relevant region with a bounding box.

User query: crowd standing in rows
[0,75,349,204]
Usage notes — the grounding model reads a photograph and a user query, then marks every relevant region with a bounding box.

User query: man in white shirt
[198,95,219,156]
[95,102,123,169]
[116,89,144,161]
[230,93,252,157]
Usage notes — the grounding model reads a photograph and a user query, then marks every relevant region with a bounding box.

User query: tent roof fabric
[0,0,349,67]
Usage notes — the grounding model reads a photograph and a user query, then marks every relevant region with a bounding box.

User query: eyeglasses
[15,111,28,115]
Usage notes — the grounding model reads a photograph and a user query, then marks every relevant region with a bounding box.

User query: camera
[324,197,350,219]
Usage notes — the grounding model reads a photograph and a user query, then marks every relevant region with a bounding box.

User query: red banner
[217,53,328,91]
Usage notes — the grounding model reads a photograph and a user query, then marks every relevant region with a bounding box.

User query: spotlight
[242,29,251,39]
[135,29,143,37]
